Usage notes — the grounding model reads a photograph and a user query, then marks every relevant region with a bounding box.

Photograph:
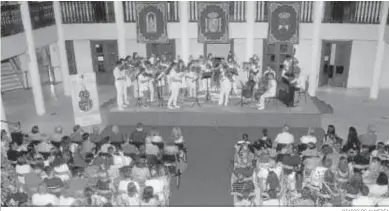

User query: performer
[141,61,155,103]
[186,61,197,98]
[227,57,239,96]
[167,63,182,109]
[257,73,277,110]
[200,56,212,92]
[113,61,128,110]
[218,63,234,106]
[281,55,299,107]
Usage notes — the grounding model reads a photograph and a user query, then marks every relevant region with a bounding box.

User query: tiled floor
[2,83,389,141]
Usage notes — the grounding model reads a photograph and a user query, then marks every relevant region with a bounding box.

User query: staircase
[1,60,24,92]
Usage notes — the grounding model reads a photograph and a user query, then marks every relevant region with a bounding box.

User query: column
[53,1,70,96]
[246,1,255,61]
[308,1,325,97]
[179,1,190,64]
[20,2,45,115]
[370,1,389,99]
[1,96,8,132]
[115,1,126,58]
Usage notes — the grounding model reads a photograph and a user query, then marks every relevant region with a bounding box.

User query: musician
[113,60,128,110]
[227,57,239,96]
[281,58,300,107]
[186,63,197,98]
[218,63,233,106]
[263,66,276,78]
[167,63,182,109]
[142,61,155,103]
[257,73,277,110]
[200,57,210,92]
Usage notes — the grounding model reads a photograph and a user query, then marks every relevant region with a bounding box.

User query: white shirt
[32,193,59,206]
[266,79,277,96]
[118,179,141,194]
[367,184,388,197]
[145,178,165,201]
[59,196,75,206]
[294,74,306,90]
[16,164,31,184]
[352,196,376,207]
[262,199,281,206]
[275,132,295,145]
[113,67,125,82]
[300,135,318,145]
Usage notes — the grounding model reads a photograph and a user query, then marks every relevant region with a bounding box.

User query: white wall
[233,39,246,63]
[385,26,389,44]
[295,39,313,79]
[189,38,203,58]
[73,40,94,74]
[380,43,389,88]
[125,39,146,57]
[348,40,377,88]
[1,25,58,60]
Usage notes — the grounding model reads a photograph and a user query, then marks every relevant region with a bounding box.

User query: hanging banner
[198,2,229,44]
[268,2,300,44]
[136,2,168,43]
[70,73,101,127]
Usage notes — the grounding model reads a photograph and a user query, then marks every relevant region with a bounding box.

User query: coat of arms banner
[198,2,229,44]
[136,2,168,43]
[268,2,300,44]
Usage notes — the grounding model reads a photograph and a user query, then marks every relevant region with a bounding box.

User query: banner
[70,73,101,127]
[198,2,229,44]
[268,2,300,44]
[136,2,168,43]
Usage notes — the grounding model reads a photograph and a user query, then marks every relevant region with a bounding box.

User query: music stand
[201,72,212,103]
[156,77,166,108]
[190,78,202,108]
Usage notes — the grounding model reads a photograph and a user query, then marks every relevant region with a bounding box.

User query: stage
[102,93,322,128]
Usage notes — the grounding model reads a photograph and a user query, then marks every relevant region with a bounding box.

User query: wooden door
[65,40,78,75]
[146,39,176,60]
[262,40,294,78]
[332,41,352,88]
[90,40,118,85]
[318,41,332,87]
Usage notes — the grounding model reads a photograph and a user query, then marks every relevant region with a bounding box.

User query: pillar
[308,1,325,97]
[370,1,389,100]
[114,1,126,58]
[53,1,70,96]
[179,1,190,64]
[1,96,8,132]
[246,1,255,61]
[20,2,45,115]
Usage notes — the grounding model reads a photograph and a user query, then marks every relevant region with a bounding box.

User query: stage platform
[103,95,322,128]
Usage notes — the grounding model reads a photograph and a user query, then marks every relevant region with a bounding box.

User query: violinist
[142,60,155,103]
[186,59,197,98]
[167,63,182,109]
[227,56,239,96]
[218,62,233,106]
[113,60,129,110]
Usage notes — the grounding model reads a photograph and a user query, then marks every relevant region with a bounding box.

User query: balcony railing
[189,1,246,22]
[256,1,313,23]
[61,1,115,24]
[123,1,179,23]
[1,4,24,37]
[29,2,55,30]
[323,1,382,24]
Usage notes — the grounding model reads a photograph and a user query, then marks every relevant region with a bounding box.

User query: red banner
[136,2,168,43]
[268,2,300,44]
[198,2,229,44]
